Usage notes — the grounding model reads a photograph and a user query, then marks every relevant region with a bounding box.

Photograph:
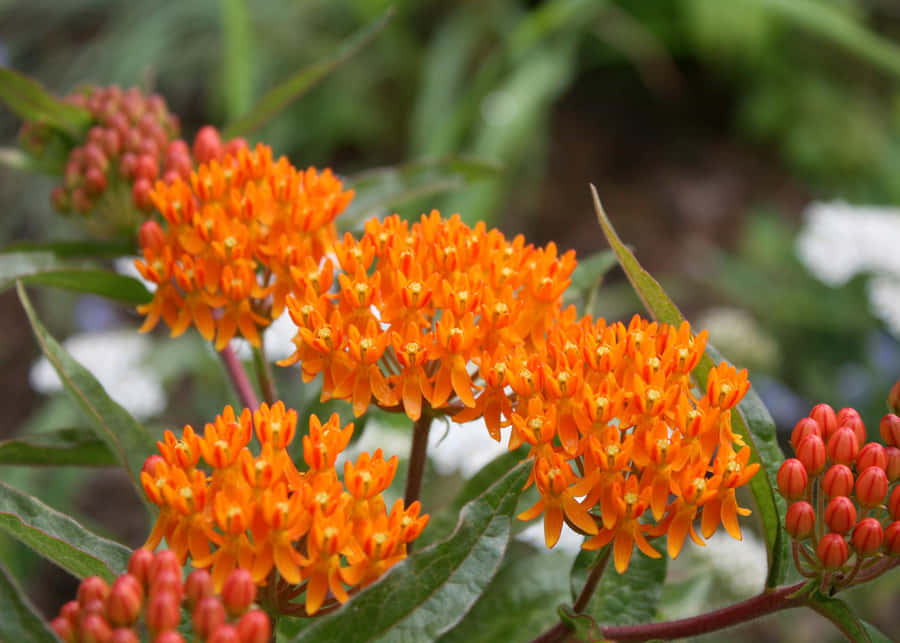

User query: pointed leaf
[1,239,136,258]
[341,157,501,228]
[0,428,116,467]
[0,560,58,642]
[223,9,394,138]
[805,589,891,643]
[17,283,157,499]
[0,480,131,581]
[590,186,789,587]
[294,460,531,643]
[0,68,91,136]
[569,547,666,626]
[16,270,151,304]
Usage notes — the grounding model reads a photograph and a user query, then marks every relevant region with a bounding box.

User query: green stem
[253,340,278,405]
[573,547,610,613]
[219,344,260,410]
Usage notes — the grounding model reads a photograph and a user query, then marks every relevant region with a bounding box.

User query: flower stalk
[219,344,259,410]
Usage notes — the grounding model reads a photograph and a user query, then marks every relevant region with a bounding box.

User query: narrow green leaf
[220,0,254,120]
[0,480,131,581]
[17,283,157,499]
[17,270,151,304]
[0,428,116,467]
[805,589,888,643]
[590,186,789,587]
[0,68,91,136]
[569,547,666,626]
[294,460,532,643]
[223,9,394,138]
[1,239,136,258]
[0,560,58,642]
[342,156,501,227]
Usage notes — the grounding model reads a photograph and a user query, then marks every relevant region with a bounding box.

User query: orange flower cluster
[141,402,428,615]
[135,143,354,349]
[280,210,577,419]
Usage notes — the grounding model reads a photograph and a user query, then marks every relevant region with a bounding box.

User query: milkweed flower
[135,143,354,349]
[141,402,427,615]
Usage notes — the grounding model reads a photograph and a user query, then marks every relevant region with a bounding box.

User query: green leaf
[0,559,58,642]
[1,239,136,258]
[220,0,254,121]
[341,157,501,227]
[567,249,619,294]
[0,480,131,582]
[438,543,572,643]
[17,283,157,500]
[223,9,394,138]
[0,428,117,467]
[0,68,91,136]
[590,186,789,587]
[569,547,666,626]
[805,589,891,643]
[294,460,532,643]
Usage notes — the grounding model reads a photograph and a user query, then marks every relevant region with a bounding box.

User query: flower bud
[886,447,900,482]
[817,532,849,570]
[154,631,185,643]
[823,464,854,498]
[236,610,271,643]
[79,613,112,643]
[139,221,166,254]
[796,434,826,475]
[824,496,857,534]
[128,548,154,588]
[119,152,138,179]
[810,403,838,439]
[149,550,180,585]
[852,517,884,556]
[207,624,240,643]
[884,521,900,555]
[78,576,110,609]
[82,599,106,617]
[145,590,180,634]
[193,126,222,164]
[50,617,74,642]
[60,600,80,626]
[134,154,159,182]
[837,407,861,427]
[84,167,107,195]
[142,455,165,477]
[890,485,900,520]
[785,501,816,540]
[191,596,226,639]
[840,414,867,447]
[184,569,214,608]
[133,177,153,210]
[889,379,900,416]
[777,458,808,499]
[880,414,900,447]
[826,427,858,466]
[150,569,183,602]
[221,568,256,617]
[856,442,887,473]
[106,574,143,626]
[855,466,889,508]
[791,417,822,450]
[109,629,139,643]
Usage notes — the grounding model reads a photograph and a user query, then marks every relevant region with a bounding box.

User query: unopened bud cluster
[778,404,900,588]
[49,548,271,642]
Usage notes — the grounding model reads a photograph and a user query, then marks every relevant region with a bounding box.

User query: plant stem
[532,582,807,643]
[219,344,260,410]
[573,547,610,613]
[404,412,433,510]
[253,340,278,405]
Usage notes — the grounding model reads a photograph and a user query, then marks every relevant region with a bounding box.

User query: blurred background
[2,0,900,640]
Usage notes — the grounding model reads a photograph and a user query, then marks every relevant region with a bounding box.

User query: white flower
[29,330,165,420]
[694,307,779,371]
[232,310,298,362]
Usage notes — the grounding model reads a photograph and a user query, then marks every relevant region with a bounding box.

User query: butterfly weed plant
[0,13,898,643]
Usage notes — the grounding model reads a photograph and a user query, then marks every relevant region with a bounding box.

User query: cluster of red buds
[49,548,270,643]
[778,404,900,590]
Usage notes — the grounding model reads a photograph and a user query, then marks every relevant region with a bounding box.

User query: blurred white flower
[676,529,768,598]
[427,417,510,478]
[695,307,779,371]
[29,330,165,420]
[797,201,900,335]
[232,310,298,362]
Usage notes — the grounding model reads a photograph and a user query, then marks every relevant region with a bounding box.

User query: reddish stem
[219,344,260,410]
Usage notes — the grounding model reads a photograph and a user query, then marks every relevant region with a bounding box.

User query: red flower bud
[79,613,112,643]
[810,403,838,438]
[139,221,166,254]
[824,496,857,534]
[78,576,110,609]
[132,177,153,211]
[109,629,139,643]
[880,414,900,448]
[127,548,154,588]
[890,484,900,520]
[823,464,854,498]
[149,550,181,585]
[193,126,222,164]
[852,517,884,556]
[221,568,256,617]
[785,501,816,540]
[84,166,108,195]
[884,521,900,555]
[889,379,900,416]
[224,138,248,158]
[840,414,867,447]
[817,532,849,570]
[855,466,889,508]
[134,154,159,182]
[184,569,214,608]
[826,427,858,466]
[150,569,183,602]
[207,624,240,643]
[51,617,74,642]
[60,600,80,626]
[777,458,808,499]
[119,152,138,179]
[145,590,180,634]
[236,610,271,643]
[83,142,108,172]
[191,597,226,638]
[791,417,822,451]
[142,455,165,477]
[796,434,826,475]
[837,407,861,427]
[856,442,887,472]
[886,447,900,482]
[106,574,143,626]
[154,631,185,643]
